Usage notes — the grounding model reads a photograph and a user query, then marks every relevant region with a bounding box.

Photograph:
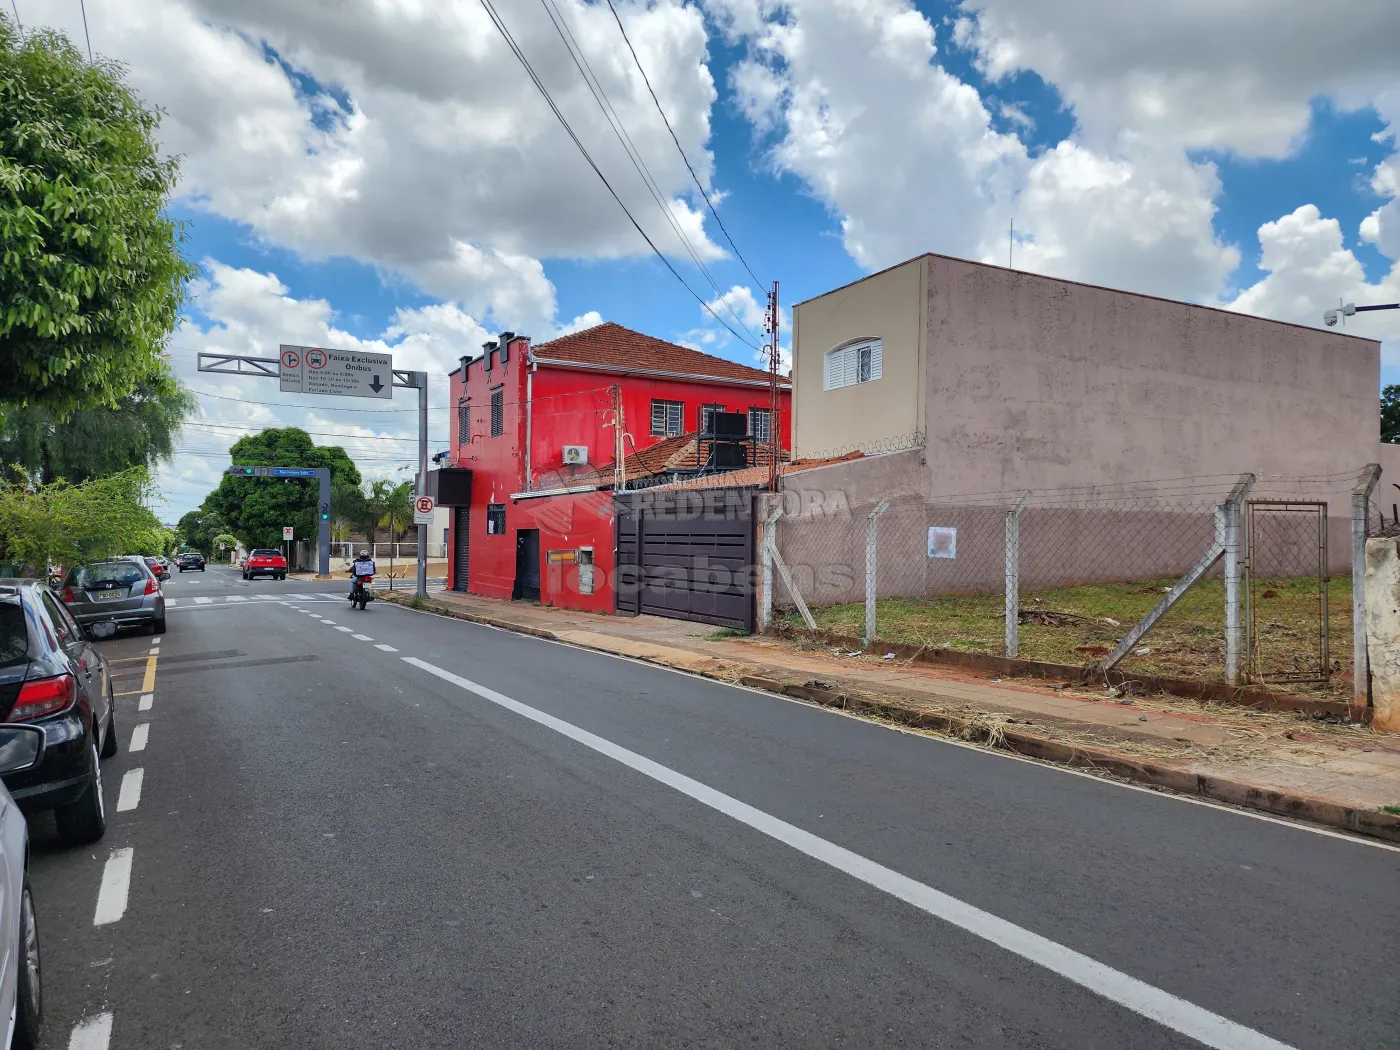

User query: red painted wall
[445,335,792,612]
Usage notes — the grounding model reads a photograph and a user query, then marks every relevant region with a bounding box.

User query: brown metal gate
[614,487,756,631]
[1245,500,1329,684]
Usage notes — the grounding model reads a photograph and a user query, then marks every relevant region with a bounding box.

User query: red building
[440,322,791,611]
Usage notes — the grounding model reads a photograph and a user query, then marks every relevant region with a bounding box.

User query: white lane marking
[226,595,249,603]
[352,634,373,641]
[402,656,1295,1050]
[320,619,337,625]
[93,848,134,925]
[374,644,399,652]
[138,693,153,712]
[117,768,144,812]
[165,599,177,607]
[67,1011,114,1050]
[333,625,353,633]
[318,592,346,600]
[193,597,214,605]
[129,723,149,752]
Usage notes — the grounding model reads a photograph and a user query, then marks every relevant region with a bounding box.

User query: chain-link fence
[766,468,1378,699]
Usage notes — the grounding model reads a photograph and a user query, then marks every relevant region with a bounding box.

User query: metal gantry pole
[416,373,429,600]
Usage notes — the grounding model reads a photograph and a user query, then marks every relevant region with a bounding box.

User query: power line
[601,0,764,292]
[77,0,91,60]
[475,0,760,350]
[193,390,450,413]
[535,0,759,344]
[8,0,20,31]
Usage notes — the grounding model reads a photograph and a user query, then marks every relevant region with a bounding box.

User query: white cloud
[39,0,727,331]
[956,0,1400,156]
[700,285,791,370]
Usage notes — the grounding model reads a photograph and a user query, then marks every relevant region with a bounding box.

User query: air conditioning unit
[562,445,589,466]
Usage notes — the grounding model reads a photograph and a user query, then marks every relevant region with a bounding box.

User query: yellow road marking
[141,656,156,694]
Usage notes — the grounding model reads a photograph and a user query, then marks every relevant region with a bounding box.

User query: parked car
[58,557,166,636]
[177,552,206,572]
[0,579,117,847]
[243,549,287,581]
[0,725,45,1048]
[144,557,170,582]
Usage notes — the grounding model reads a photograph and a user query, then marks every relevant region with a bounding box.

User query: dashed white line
[226,595,248,603]
[165,599,178,607]
[117,768,144,812]
[374,644,398,652]
[193,596,214,605]
[401,655,1297,1050]
[93,848,134,925]
[129,723,149,752]
[352,634,373,641]
[67,1010,114,1049]
[138,693,153,712]
[320,619,337,624]
[333,625,353,633]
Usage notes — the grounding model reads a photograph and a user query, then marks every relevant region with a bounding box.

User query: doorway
[453,507,470,592]
[514,528,541,601]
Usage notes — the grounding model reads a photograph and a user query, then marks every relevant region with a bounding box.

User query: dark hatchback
[0,581,116,847]
[177,552,205,572]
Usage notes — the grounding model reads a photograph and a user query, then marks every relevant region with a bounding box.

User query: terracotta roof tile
[535,431,793,492]
[532,322,788,386]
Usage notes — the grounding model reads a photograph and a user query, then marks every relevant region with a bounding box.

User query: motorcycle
[351,574,374,610]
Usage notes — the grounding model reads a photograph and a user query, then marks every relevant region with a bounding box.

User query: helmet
[359,550,370,558]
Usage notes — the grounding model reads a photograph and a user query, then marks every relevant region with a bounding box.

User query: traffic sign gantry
[279,344,392,399]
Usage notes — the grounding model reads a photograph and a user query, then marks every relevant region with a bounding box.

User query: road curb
[382,592,1400,845]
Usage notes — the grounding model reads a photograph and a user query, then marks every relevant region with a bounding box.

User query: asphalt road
[26,565,1400,1049]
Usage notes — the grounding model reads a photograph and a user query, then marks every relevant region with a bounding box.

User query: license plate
[94,590,124,601]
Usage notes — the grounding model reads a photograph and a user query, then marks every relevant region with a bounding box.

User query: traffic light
[320,503,329,521]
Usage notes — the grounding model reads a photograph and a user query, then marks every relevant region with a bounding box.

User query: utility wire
[602,0,764,292]
[8,0,20,31]
[77,0,91,60]
[535,0,759,344]
[476,0,759,350]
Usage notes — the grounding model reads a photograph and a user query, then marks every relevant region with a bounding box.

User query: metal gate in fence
[1245,500,1329,684]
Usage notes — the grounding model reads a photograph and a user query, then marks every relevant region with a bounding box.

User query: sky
[16,0,1400,520]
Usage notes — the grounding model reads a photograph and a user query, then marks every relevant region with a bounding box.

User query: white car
[0,726,44,1049]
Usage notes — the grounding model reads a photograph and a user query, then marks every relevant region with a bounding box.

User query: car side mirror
[0,726,45,775]
[85,621,118,641]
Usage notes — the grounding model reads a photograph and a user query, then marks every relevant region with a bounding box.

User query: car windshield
[0,599,26,667]
[73,562,147,588]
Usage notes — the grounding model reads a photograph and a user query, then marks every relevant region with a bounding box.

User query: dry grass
[790,575,1354,699]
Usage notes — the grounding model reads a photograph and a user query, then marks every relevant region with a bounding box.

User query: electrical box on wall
[562,445,589,466]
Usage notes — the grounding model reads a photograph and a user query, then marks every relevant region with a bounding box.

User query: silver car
[0,725,46,1049]
[58,557,167,636]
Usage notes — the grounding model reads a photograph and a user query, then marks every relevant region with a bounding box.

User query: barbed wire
[794,432,925,462]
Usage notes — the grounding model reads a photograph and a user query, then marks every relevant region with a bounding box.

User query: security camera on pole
[198,345,433,599]
[1324,300,1399,327]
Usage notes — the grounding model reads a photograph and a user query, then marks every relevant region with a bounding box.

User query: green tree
[0,466,161,574]
[0,368,195,483]
[203,427,360,549]
[330,476,365,543]
[0,18,196,420]
[1383,385,1400,444]
[175,505,222,554]
[357,479,393,545]
[385,480,415,542]
[211,532,238,558]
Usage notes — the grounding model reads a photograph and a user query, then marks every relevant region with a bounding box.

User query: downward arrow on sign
[369,375,384,393]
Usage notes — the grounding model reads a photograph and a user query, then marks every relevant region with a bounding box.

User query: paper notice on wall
[927,526,957,559]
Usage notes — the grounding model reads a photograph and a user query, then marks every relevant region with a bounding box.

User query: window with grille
[748,407,771,443]
[698,403,727,434]
[486,504,506,535]
[823,338,883,390]
[490,388,503,437]
[650,399,683,436]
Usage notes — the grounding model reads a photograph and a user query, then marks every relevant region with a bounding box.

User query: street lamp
[1324,301,1400,327]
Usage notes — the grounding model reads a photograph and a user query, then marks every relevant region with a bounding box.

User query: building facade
[440,322,791,611]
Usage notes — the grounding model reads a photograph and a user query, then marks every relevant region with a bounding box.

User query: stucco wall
[920,255,1380,496]
[790,258,924,458]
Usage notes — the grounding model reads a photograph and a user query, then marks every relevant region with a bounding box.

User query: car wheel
[100,702,118,759]
[12,878,41,1050]
[55,737,105,847]
[153,616,167,636]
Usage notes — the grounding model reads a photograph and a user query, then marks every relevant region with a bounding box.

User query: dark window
[650,399,683,436]
[458,403,470,439]
[486,504,506,535]
[41,592,77,647]
[698,404,727,434]
[749,407,771,443]
[490,389,504,437]
[0,600,27,667]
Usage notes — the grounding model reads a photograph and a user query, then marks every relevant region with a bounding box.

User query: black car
[0,581,116,847]
[177,552,206,572]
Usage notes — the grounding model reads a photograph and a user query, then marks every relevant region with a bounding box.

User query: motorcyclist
[349,549,376,600]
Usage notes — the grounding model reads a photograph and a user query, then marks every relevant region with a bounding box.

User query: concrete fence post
[864,500,890,646]
[759,500,783,632]
[1004,491,1030,658]
[1352,463,1382,707]
[1222,473,1256,686]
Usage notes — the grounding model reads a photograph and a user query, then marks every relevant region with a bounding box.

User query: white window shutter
[869,340,882,381]
[824,350,838,390]
[843,346,858,387]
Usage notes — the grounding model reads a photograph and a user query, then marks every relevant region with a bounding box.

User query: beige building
[790,253,1382,494]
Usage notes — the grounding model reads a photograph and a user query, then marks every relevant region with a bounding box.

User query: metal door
[452,507,470,592]
[515,529,540,601]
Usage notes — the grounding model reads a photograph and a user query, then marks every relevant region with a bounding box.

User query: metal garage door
[615,487,756,631]
[453,506,470,592]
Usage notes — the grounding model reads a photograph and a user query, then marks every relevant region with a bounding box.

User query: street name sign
[279,344,393,399]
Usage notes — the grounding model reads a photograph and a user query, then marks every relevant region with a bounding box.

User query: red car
[241,549,287,581]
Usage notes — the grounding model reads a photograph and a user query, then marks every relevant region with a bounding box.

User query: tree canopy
[1383,385,1400,445]
[0,18,195,419]
[175,506,223,554]
[203,428,360,549]
[0,466,165,573]
[0,367,195,483]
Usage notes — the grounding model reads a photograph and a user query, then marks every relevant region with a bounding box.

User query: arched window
[823,338,882,390]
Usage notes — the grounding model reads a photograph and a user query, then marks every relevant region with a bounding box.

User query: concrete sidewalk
[384,588,1400,840]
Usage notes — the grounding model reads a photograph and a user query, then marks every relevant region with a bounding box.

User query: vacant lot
[789,575,1351,698]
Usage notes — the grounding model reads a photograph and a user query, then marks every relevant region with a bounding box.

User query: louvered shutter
[868,340,882,381]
